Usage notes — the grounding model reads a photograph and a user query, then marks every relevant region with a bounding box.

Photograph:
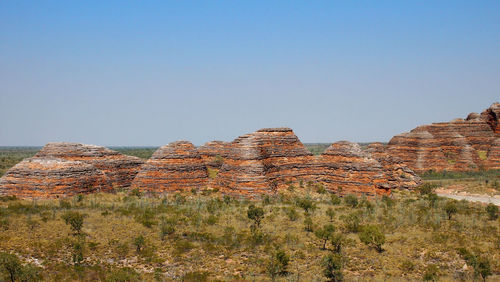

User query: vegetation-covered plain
[0,185,499,281]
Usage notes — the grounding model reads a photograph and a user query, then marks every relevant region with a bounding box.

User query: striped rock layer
[316,141,392,196]
[35,142,144,188]
[0,157,111,198]
[197,141,231,170]
[364,143,422,190]
[215,128,317,196]
[131,141,208,193]
[387,102,500,172]
[215,128,418,197]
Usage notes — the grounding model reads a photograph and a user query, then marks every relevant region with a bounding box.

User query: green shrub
[0,252,41,282]
[330,194,341,205]
[128,188,142,198]
[321,253,344,282]
[330,233,344,253]
[72,239,85,265]
[444,200,458,220]
[296,196,317,215]
[266,249,289,280]
[326,207,335,222]
[315,224,335,249]
[105,267,139,282]
[485,203,498,220]
[134,208,157,228]
[159,220,175,241]
[341,212,360,233]
[303,215,313,232]
[359,225,385,252]
[61,211,85,235]
[343,194,358,208]
[133,235,145,253]
[282,207,299,221]
[247,204,265,229]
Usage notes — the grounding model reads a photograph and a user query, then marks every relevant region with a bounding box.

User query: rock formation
[35,142,144,188]
[0,157,111,198]
[197,141,231,170]
[132,141,208,193]
[215,128,318,196]
[316,141,391,196]
[364,142,421,189]
[387,103,500,173]
[487,138,500,169]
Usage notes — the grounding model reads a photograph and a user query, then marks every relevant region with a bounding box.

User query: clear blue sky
[1,1,499,146]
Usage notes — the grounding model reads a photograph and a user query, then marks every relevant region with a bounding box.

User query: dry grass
[0,186,499,281]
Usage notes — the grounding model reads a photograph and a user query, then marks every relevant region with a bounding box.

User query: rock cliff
[316,141,391,196]
[0,157,111,198]
[35,142,144,188]
[387,103,500,172]
[132,141,208,193]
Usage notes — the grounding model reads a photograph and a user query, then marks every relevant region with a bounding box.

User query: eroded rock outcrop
[316,141,391,196]
[132,141,208,193]
[197,141,231,170]
[365,142,421,189]
[0,157,111,198]
[35,142,144,188]
[387,103,500,172]
[215,128,317,196]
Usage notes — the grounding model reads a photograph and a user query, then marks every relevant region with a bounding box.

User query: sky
[0,1,499,146]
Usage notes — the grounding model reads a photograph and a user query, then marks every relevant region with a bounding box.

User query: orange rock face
[365,143,421,190]
[35,142,144,188]
[197,141,231,170]
[131,141,208,193]
[316,141,391,196]
[487,138,500,169]
[387,103,500,173]
[214,128,416,197]
[215,128,317,196]
[0,157,111,199]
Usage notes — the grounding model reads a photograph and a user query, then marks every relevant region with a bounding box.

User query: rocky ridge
[387,103,500,172]
[0,157,111,198]
[35,142,144,188]
[131,141,208,193]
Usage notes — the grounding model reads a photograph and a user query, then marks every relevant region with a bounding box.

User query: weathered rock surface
[0,157,111,198]
[35,142,144,188]
[215,128,405,197]
[132,141,208,193]
[216,128,317,196]
[487,138,500,169]
[197,141,231,170]
[387,103,500,172]
[365,143,421,190]
[316,141,391,196]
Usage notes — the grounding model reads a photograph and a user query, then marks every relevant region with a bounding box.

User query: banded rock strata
[0,157,111,198]
[387,103,500,172]
[35,142,144,188]
[132,141,208,193]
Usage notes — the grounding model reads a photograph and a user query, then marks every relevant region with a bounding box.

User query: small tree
[61,211,85,235]
[331,194,341,205]
[343,194,358,208]
[247,205,265,229]
[326,207,335,222]
[330,233,344,253]
[359,225,385,252]
[72,240,85,265]
[296,196,317,215]
[485,203,498,220]
[0,252,22,282]
[321,253,344,282]
[444,200,457,220]
[315,224,336,250]
[133,235,145,254]
[475,256,491,282]
[303,215,313,232]
[266,249,289,280]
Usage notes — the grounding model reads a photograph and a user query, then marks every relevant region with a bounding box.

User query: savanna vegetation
[0,184,498,281]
